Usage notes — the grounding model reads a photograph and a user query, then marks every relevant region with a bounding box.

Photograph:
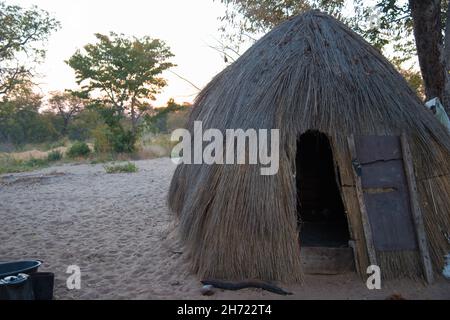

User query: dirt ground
[0,158,448,300]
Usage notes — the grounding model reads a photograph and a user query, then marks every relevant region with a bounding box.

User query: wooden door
[354,136,417,251]
[347,135,433,283]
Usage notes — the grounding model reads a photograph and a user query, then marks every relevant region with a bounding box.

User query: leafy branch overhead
[66,32,175,132]
[0,1,60,96]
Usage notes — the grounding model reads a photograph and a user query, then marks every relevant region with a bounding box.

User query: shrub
[92,125,137,154]
[0,155,23,174]
[92,125,112,154]
[24,157,49,168]
[47,150,63,162]
[67,142,91,158]
[68,109,103,141]
[109,127,136,154]
[104,162,138,174]
[0,155,51,174]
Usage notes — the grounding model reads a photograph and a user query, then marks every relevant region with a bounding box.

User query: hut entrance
[296,131,350,248]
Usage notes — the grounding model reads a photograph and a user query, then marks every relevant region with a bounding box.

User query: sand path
[0,158,448,299]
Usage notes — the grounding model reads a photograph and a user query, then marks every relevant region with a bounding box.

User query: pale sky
[9,0,234,107]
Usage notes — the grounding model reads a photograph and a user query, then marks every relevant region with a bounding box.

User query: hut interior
[296,130,350,248]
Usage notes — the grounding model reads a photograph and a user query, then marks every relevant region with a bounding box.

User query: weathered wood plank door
[347,135,433,283]
[355,136,417,251]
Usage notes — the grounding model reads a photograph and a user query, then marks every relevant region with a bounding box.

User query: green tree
[354,0,448,111]
[67,108,103,141]
[66,32,175,134]
[0,1,60,96]
[48,91,85,136]
[0,83,58,145]
[88,102,138,153]
[144,99,188,133]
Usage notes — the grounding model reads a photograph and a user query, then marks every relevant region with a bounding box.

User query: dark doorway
[296,131,350,247]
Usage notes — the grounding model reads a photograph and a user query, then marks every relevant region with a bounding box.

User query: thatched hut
[168,10,450,282]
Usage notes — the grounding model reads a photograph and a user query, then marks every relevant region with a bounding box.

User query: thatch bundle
[168,10,450,282]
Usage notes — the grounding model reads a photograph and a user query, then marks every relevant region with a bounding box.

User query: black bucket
[0,261,42,278]
[30,273,54,300]
[0,274,35,300]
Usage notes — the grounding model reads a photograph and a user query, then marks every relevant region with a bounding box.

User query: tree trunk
[130,97,137,135]
[62,117,69,136]
[409,0,446,106]
[443,3,450,114]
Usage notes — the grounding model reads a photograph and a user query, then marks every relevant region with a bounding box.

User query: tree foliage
[0,1,60,96]
[66,32,175,133]
[0,83,58,145]
[49,91,85,135]
[144,99,190,133]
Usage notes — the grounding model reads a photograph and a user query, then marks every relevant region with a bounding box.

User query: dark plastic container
[0,274,35,300]
[30,272,54,300]
[0,261,42,278]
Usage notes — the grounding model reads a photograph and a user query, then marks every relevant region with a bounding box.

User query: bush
[47,150,63,162]
[92,125,112,154]
[110,128,136,153]
[93,125,136,154]
[67,109,103,141]
[0,155,24,174]
[0,156,50,174]
[104,162,138,174]
[67,142,91,158]
[24,157,49,168]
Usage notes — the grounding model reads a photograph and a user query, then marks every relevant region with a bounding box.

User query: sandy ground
[0,158,449,300]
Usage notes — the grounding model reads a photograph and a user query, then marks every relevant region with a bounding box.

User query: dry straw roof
[169,10,450,282]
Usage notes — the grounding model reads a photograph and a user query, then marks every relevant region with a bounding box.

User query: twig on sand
[201,279,293,296]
